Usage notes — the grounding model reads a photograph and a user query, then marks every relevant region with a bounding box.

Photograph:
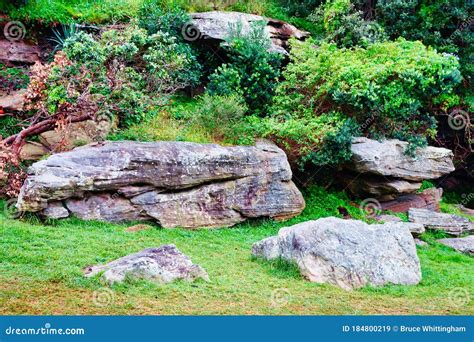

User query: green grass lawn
[0,187,473,315]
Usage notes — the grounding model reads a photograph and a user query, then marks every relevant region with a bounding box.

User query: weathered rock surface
[84,245,209,284]
[252,217,421,290]
[375,214,403,223]
[380,188,443,213]
[342,174,422,200]
[17,140,305,228]
[437,236,474,256]
[0,89,25,111]
[0,39,41,64]
[348,138,455,182]
[39,118,112,151]
[414,238,428,247]
[408,208,474,236]
[19,141,50,161]
[189,11,309,54]
[458,205,474,216]
[42,201,69,219]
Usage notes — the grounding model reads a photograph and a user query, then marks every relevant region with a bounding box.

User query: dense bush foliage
[207,21,282,115]
[26,25,201,128]
[374,0,473,87]
[309,0,385,48]
[189,94,248,142]
[268,38,461,162]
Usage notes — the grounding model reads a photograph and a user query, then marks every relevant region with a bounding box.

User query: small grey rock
[84,245,209,284]
[42,201,69,219]
[414,238,428,247]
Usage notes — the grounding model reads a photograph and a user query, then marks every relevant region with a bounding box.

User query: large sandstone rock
[437,236,474,256]
[252,217,421,290]
[188,11,309,54]
[348,138,455,182]
[84,245,209,284]
[16,140,305,228]
[408,208,474,236]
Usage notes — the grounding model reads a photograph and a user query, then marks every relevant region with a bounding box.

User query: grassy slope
[1,187,472,315]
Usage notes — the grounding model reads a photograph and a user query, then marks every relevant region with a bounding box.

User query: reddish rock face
[380,188,443,213]
[0,39,41,64]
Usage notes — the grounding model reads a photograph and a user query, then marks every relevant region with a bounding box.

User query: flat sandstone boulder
[408,208,474,236]
[348,138,455,182]
[16,140,305,228]
[437,236,474,256]
[252,217,421,290]
[84,245,209,284]
[189,11,309,54]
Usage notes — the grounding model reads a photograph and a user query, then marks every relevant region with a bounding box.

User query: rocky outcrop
[343,138,454,204]
[380,188,443,213]
[252,217,421,290]
[84,245,209,284]
[188,11,309,54]
[349,138,455,181]
[437,236,474,256]
[16,140,305,228]
[0,89,25,112]
[408,208,474,236]
[0,39,41,64]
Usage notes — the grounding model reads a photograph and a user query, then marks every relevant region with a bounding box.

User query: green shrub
[137,2,202,89]
[375,0,473,85]
[189,94,248,143]
[248,112,358,167]
[309,0,386,48]
[0,64,29,91]
[1,0,144,24]
[63,31,106,66]
[272,38,462,155]
[207,21,282,116]
[138,2,189,37]
[30,25,202,129]
[277,0,323,18]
